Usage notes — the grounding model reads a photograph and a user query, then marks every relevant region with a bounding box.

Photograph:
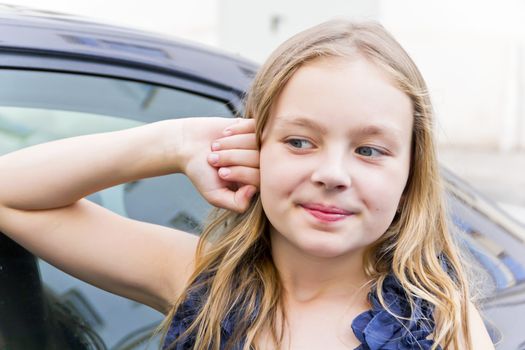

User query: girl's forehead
[272,115,404,139]
[263,56,413,139]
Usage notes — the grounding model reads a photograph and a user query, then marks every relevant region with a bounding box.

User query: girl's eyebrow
[275,116,328,134]
[275,115,403,142]
[355,125,403,141]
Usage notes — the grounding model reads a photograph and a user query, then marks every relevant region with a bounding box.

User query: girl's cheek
[261,151,297,192]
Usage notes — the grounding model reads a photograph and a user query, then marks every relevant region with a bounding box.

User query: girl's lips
[300,204,354,222]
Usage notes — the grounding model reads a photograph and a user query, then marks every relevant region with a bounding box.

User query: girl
[0,20,494,349]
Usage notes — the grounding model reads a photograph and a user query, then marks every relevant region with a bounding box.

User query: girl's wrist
[155,118,190,175]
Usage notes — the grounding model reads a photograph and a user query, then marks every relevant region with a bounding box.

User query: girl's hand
[178,117,259,213]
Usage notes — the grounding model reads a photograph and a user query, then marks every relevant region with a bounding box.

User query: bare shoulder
[467,300,495,350]
[433,300,495,349]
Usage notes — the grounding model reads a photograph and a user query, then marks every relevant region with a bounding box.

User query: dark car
[1,4,524,349]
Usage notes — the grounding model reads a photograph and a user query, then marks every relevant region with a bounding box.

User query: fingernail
[211,142,220,151]
[223,128,232,136]
[218,168,230,177]
[208,153,219,164]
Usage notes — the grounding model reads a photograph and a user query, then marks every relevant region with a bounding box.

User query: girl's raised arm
[0,117,258,313]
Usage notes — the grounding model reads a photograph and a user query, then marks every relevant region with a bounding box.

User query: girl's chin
[292,236,362,259]
[302,246,356,259]
[269,224,365,258]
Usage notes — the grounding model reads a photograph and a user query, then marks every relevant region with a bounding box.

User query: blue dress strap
[163,274,244,350]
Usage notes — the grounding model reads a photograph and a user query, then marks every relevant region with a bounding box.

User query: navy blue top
[163,274,441,350]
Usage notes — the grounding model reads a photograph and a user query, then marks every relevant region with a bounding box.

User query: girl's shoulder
[464,301,496,350]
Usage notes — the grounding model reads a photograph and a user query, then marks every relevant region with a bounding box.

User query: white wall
[218,0,380,63]
[380,0,525,149]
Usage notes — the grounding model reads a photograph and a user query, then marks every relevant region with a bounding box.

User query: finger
[211,133,256,151]
[206,184,257,213]
[207,149,259,168]
[233,184,258,212]
[218,166,260,187]
[222,118,255,136]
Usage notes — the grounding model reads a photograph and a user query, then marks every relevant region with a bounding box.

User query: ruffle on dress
[351,274,441,350]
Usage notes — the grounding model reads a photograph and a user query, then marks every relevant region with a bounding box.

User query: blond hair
[160,19,472,350]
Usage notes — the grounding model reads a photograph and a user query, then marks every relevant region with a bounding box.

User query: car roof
[0,4,258,94]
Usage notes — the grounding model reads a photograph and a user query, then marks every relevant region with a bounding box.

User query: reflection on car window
[0,70,233,124]
[0,107,144,154]
[0,69,234,349]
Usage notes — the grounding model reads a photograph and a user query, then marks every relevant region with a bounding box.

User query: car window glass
[0,69,232,124]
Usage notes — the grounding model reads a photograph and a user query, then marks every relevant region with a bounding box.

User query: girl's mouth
[300,203,354,222]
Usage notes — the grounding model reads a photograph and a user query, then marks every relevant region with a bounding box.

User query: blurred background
[3,0,524,222]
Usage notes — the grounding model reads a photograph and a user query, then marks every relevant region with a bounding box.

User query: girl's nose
[310,152,351,190]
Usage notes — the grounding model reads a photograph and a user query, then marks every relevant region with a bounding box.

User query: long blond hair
[160,19,472,350]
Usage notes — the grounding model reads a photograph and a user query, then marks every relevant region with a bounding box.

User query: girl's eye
[355,146,383,157]
[286,138,313,149]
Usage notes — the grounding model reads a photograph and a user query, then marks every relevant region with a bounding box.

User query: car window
[0,68,235,349]
[0,69,232,128]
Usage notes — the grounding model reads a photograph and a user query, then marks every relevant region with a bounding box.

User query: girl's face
[259,56,413,259]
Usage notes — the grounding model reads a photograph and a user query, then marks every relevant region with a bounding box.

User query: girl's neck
[270,229,371,304]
